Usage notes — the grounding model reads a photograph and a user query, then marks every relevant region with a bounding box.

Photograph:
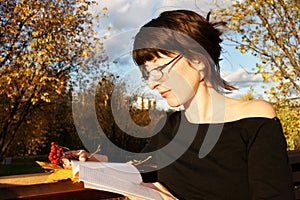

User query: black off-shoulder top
[141,111,295,200]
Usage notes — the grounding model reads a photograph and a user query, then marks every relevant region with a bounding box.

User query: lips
[159,90,171,97]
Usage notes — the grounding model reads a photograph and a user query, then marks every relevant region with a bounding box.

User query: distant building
[136,96,156,110]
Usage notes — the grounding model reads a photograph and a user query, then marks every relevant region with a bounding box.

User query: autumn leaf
[36,161,63,170]
[45,169,73,183]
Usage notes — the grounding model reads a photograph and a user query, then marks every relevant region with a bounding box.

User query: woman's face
[144,54,202,107]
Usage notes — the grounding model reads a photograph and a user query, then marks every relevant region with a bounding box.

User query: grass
[0,162,45,176]
[0,155,49,176]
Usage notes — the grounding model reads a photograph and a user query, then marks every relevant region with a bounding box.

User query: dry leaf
[36,161,63,170]
[45,169,73,183]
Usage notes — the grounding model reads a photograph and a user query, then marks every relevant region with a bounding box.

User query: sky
[89,0,268,109]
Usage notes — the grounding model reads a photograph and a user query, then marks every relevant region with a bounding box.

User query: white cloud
[222,68,263,89]
[93,0,229,33]
[94,0,225,63]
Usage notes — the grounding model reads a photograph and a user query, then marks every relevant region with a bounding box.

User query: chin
[166,99,182,108]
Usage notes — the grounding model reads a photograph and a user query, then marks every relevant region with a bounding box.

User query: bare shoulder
[243,99,277,118]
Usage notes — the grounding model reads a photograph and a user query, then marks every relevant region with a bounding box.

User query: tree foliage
[214,0,299,100]
[213,0,300,150]
[274,102,300,150]
[0,0,105,160]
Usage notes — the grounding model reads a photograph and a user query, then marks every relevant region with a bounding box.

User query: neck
[184,83,227,123]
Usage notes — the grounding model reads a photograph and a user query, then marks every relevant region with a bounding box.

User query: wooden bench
[288,150,300,200]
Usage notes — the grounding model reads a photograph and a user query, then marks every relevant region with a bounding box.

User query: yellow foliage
[213,0,300,106]
[275,105,300,150]
[0,0,107,159]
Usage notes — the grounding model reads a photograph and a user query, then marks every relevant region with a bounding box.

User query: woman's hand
[60,149,108,169]
[126,182,178,200]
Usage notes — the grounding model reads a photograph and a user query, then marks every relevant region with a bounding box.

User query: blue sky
[90,0,269,108]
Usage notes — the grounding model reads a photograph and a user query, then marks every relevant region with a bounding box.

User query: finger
[61,158,72,169]
[125,195,144,200]
[89,154,108,162]
[140,182,157,190]
[78,150,88,162]
[145,182,178,200]
[63,150,78,158]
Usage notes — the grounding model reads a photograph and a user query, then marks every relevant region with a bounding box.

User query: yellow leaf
[36,161,63,170]
[275,56,281,61]
[32,31,39,37]
[225,8,229,14]
[262,71,269,82]
[45,169,73,183]
[82,50,88,58]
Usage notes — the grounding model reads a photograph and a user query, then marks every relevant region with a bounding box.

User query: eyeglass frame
[140,54,182,82]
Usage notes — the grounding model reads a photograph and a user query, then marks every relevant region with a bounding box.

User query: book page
[73,161,163,200]
[74,161,142,184]
[84,179,163,200]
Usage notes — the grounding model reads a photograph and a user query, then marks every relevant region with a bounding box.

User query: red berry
[51,142,55,146]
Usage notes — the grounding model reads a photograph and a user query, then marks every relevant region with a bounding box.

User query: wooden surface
[0,172,50,186]
[0,173,124,199]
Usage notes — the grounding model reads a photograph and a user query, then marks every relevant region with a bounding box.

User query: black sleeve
[140,111,181,183]
[139,114,166,183]
[139,130,159,183]
[247,118,295,199]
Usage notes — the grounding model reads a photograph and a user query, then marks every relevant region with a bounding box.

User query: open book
[72,160,163,200]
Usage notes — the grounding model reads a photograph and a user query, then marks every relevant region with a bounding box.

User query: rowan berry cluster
[48,142,63,165]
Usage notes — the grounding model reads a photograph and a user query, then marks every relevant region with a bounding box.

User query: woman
[130,9,295,199]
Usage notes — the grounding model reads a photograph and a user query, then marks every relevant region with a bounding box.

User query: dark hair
[132,9,237,92]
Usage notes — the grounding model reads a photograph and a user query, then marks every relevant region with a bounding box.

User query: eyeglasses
[140,54,181,82]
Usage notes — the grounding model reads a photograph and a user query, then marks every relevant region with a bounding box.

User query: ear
[198,62,206,81]
[190,60,205,70]
[189,60,206,80]
[196,62,206,71]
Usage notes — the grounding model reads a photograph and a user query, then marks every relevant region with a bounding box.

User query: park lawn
[0,155,49,176]
[0,162,45,176]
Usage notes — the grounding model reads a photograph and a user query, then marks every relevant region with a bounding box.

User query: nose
[147,80,160,90]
